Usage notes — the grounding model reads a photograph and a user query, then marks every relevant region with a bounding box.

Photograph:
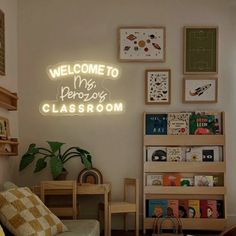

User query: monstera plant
[19,141,92,180]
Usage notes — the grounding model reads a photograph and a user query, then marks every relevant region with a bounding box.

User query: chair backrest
[220,225,236,236]
[40,180,77,219]
[123,178,139,206]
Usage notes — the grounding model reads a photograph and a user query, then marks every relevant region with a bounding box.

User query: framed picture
[0,116,9,139]
[0,9,5,75]
[119,27,166,61]
[183,77,218,103]
[184,26,218,74]
[77,168,103,184]
[145,69,171,104]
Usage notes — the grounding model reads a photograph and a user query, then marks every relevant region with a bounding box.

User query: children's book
[180,177,194,186]
[213,175,224,186]
[163,174,180,186]
[146,146,167,162]
[167,200,179,217]
[207,200,217,218]
[202,146,221,162]
[145,114,167,135]
[146,174,163,186]
[179,200,188,218]
[188,200,200,218]
[167,112,191,135]
[147,199,168,217]
[185,147,202,162]
[200,200,208,218]
[167,147,185,162]
[216,200,224,218]
[194,176,214,187]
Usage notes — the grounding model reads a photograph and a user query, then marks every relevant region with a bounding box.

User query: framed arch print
[119,27,166,61]
[77,168,103,184]
[145,69,171,104]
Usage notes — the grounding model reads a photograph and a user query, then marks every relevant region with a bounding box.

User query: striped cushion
[0,187,67,236]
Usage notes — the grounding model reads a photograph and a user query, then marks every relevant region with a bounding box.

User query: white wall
[0,0,18,189]
[17,0,236,227]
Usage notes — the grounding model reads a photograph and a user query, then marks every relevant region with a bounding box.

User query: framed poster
[183,77,218,103]
[0,116,9,139]
[145,69,171,104]
[119,27,165,61]
[0,9,5,75]
[184,26,218,74]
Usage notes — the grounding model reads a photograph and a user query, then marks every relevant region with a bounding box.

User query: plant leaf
[19,153,36,171]
[34,158,47,173]
[47,141,64,154]
[76,148,92,169]
[27,143,39,155]
[50,156,63,179]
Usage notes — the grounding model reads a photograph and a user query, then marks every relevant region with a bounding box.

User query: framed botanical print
[119,27,166,61]
[145,69,171,104]
[184,26,218,74]
[0,9,5,75]
[183,77,218,103]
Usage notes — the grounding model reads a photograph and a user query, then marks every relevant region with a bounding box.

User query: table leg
[104,192,108,236]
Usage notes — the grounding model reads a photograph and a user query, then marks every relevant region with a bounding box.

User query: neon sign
[40,61,124,115]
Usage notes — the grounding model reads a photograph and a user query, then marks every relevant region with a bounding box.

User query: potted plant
[19,141,92,180]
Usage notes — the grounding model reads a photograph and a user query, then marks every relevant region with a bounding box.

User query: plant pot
[54,168,68,180]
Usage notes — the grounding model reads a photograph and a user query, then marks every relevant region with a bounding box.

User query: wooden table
[32,183,111,236]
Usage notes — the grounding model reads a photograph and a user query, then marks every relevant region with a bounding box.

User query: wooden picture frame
[77,168,103,184]
[145,69,171,104]
[184,26,218,74]
[118,27,166,62]
[0,116,9,139]
[0,9,5,75]
[183,77,218,103]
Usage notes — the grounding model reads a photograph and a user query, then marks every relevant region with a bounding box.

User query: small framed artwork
[119,27,166,61]
[0,9,5,75]
[77,168,103,184]
[183,77,218,103]
[184,26,218,74]
[0,116,9,139]
[145,69,171,104]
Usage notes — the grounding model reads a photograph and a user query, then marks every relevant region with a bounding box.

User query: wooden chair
[220,225,236,236]
[40,180,77,220]
[99,178,139,236]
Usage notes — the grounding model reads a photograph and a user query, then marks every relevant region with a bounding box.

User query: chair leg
[135,212,139,236]
[124,213,128,231]
[108,209,111,236]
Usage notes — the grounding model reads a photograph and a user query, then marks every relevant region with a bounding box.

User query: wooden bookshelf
[0,138,19,156]
[0,86,18,110]
[143,112,226,233]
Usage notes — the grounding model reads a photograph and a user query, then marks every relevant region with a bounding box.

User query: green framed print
[184,26,218,74]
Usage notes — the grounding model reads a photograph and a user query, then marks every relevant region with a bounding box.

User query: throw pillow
[0,224,5,236]
[0,187,68,236]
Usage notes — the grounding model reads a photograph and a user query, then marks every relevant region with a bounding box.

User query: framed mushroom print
[119,27,166,61]
[145,69,171,104]
[183,77,218,103]
[184,26,218,74]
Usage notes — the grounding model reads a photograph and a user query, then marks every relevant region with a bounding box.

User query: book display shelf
[143,111,226,233]
[0,86,18,156]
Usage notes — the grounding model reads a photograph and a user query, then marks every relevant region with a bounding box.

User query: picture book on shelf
[188,200,200,218]
[194,176,214,187]
[217,200,224,218]
[147,199,168,218]
[163,174,180,186]
[179,200,188,218]
[146,174,163,186]
[145,113,167,135]
[167,112,191,135]
[207,200,217,218]
[189,114,218,135]
[167,147,185,162]
[146,146,167,162]
[202,146,221,162]
[213,175,224,186]
[200,200,208,218]
[167,200,179,217]
[186,147,202,162]
[180,177,194,186]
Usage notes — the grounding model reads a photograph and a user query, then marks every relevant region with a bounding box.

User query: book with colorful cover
[202,146,221,162]
[167,200,179,217]
[189,114,217,135]
[180,177,194,186]
[200,200,208,218]
[147,199,168,217]
[145,113,167,135]
[216,200,224,218]
[213,175,224,186]
[146,174,163,186]
[146,146,167,162]
[167,112,191,135]
[194,176,214,187]
[163,174,180,186]
[167,147,185,162]
[179,200,188,218]
[207,200,217,218]
[188,200,200,218]
[186,147,202,162]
